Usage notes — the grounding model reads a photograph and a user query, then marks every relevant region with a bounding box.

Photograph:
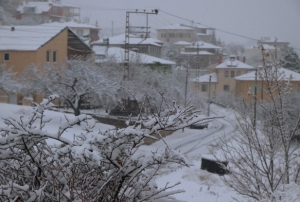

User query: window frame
[3,53,9,62]
[53,50,57,63]
[46,50,51,62]
[231,71,235,78]
[224,85,230,92]
[225,71,229,78]
[201,84,207,92]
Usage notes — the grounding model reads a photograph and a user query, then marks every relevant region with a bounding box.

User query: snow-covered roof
[94,46,175,65]
[17,1,80,14]
[180,51,214,56]
[157,23,209,30]
[187,41,222,49]
[216,58,254,69]
[245,44,276,50]
[235,67,300,81]
[41,21,99,29]
[17,2,51,14]
[92,34,163,47]
[0,25,67,51]
[174,41,192,45]
[196,33,210,36]
[192,72,218,83]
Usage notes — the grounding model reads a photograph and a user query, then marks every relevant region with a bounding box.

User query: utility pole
[111,21,114,36]
[124,9,158,82]
[207,75,212,116]
[253,67,258,129]
[184,62,189,106]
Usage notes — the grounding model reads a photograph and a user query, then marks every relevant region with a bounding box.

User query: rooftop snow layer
[157,23,209,30]
[216,59,254,69]
[94,46,175,65]
[92,34,163,47]
[192,73,218,83]
[0,25,67,51]
[245,44,276,50]
[180,51,214,55]
[17,2,51,14]
[235,67,300,81]
[174,41,192,45]
[187,41,222,49]
[41,21,99,29]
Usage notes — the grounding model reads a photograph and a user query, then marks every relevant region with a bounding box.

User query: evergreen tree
[211,29,217,45]
[280,47,300,73]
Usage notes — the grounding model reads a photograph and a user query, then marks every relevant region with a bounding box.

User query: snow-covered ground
[0,103,246,201]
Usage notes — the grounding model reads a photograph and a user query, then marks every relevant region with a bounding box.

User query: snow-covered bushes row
[0,95,216,201]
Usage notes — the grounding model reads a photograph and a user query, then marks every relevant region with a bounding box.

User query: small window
[46,50,50,62]
[76,29,83,36]
[231,71,235,77]
[201,84,207,92]
[3,53,9,61]
[224,85,230,92]
[161,33,163,38]
[225,71,229,77]
[237,71,241,76]
[53,50,57,62]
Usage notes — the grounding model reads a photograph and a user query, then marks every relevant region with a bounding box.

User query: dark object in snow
[190,123,208,129]
[201,157,228,175]
[110,98,139,116]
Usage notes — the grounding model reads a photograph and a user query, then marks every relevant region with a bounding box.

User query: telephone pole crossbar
[124,9,158,82]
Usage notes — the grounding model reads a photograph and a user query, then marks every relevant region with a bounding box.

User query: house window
[53,50,57,62]
[225,71,229,77]
[46,50,50,62]
[231,71,235,77]
[76,29,83,36]
[161,33,163,38]
[237,71,241,76]
[3,53,9,61]
[201,84,207,92]
[224,85,230,92]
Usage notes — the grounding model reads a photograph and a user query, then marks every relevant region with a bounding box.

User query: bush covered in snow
[0,95,216,201]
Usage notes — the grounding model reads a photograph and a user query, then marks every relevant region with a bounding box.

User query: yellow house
[235,67,300,102]
[193,56,254,97]
[0,25,94,104]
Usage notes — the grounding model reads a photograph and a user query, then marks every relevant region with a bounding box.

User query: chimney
[242,56,246,63]
[237,56,240,61]
[11,27,15,31]
[218,56,222,64]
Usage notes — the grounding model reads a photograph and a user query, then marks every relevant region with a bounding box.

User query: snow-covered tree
[280,47,300,73]
[20,60,119,116]
[216,47,300,201]
[0,64,19,93]
[0,95,218,201]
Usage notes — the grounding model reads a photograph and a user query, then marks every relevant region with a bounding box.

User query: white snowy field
[0,103,246,201]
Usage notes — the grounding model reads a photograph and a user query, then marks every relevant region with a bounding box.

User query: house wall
[192,82,217,97]
[157,29,197,43]
[36,28,68,65]
[216,68,250,94]
[0,51,37,74]
[235,80,300,102]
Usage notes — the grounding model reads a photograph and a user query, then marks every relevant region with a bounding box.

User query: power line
[158,9,260,42]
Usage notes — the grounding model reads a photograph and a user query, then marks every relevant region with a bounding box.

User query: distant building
[0,25,93,105]
[235,67,300,102]
[93,46,175,72]
[16,0,80,23]
[193,56,254,97]
[42,21,100,43]
[245,37,290,66]
[92,34,164,58]
[156,23,214,43]
[177,41,224,69]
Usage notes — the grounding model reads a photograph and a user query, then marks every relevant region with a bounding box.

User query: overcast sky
[64,0,300,50]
